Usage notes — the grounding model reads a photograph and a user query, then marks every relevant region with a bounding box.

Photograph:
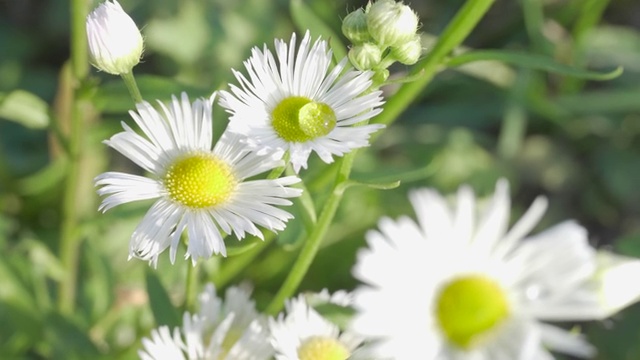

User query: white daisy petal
[351,178,640,360]
[94,172,162,212]
[219,31,384,172]
[95,92,301,265]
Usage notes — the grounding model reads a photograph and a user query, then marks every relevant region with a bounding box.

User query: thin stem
[183,263,198,312]
[58,0,89,314]
[372,0,496,135]
[265,150,355,315]
[121,71,143,104]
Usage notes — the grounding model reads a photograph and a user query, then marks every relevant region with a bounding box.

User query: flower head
[219,31,384,173]
[86,0,143,75]
[351,179,640,359]
[95,93,302,266]
[270,293,364,360]
[139,284,273,360]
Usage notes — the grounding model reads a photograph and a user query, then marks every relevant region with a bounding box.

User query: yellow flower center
[271,96,337,142]
[163,153,237,208]
[435,275,510,349]
[297,336,350,360]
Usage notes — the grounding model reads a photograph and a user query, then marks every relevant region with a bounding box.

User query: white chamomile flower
[140,284,273,360]
[219,31,384,173]
[351,179,640,360]
[95,93,302,266]
[270,294,364,360]
[86,0,143,75]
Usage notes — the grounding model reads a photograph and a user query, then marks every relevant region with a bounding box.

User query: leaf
[145,269,181,328]
[447,50,623,80]
[0,90,50,129]
[335,179,400,195]
[44,312,101,359]
[93,75,210,113]
[290,0,347,62]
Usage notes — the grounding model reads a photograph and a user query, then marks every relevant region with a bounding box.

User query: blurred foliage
[0,0,639,358]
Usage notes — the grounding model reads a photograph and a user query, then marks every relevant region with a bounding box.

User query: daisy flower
[139,284,273,360]
[270,293,364,360]
[219,31,384,173]
[95,93,302,266]
[351,179,640,360]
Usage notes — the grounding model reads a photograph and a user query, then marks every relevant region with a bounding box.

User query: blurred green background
[0,0,639,358]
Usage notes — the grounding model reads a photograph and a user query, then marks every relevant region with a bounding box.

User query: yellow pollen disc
[271,96,337,143]
[435,275,510,349]
[297,336,350,360]
[163,154,237,209]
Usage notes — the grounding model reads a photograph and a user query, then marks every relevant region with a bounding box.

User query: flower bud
[348,43,382,71]
[366,0,419,48]
[86,0,143,75]
[342,8,371,45]
[390,34,422,65]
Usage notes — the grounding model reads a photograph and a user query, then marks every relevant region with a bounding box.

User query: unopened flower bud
[366,0,419,48]
[390,34,422,65]
[372,68,389,86]
[348,43,382,71]
[86,0,143,75]
[342,8,371,45]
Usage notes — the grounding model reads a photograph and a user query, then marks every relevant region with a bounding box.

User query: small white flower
[139,284,273,360]
[95,93,302,266]
[86,0,143,75]
[351,179,640,360]
[270,294,364,360]
[219,31,384,173]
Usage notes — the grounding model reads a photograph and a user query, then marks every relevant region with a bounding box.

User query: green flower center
[435,275,510,349]
[297,336,350,360]
[271,96,337,142]
[163,153,237,209]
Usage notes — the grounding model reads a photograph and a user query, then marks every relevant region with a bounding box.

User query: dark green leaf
[145,269,181,328]
[44,312,101,359]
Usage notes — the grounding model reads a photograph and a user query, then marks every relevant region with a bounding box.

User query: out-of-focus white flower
[86,0,143,75]
[95,93,301,266]
[219,31,384,173]
[351,179,640,360]
[139,284,273,360]
[270,294,364,360]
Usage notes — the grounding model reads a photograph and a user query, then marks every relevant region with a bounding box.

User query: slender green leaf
[0,90,50,129]
[145,270,181,328]
[447,50,623,80]
[290,0,347,62]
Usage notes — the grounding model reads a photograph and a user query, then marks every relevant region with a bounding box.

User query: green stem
[265,150,355,315]
[372,0,496,135]
[121,71,143,104]
[58,0,89,314]
[183,263,198,312]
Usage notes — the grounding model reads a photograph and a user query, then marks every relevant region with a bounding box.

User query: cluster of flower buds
[342,0,422,83]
